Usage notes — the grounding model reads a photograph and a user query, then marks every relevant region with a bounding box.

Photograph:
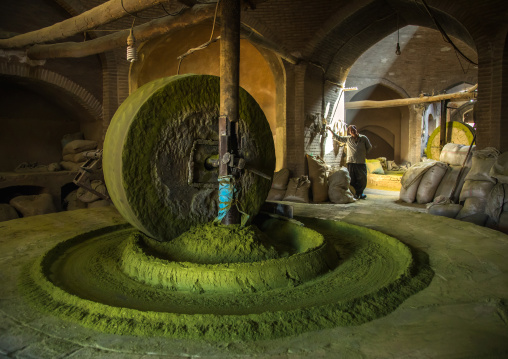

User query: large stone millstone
[103,74,275,241]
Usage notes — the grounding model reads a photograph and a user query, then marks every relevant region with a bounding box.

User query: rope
[214,175,249,226]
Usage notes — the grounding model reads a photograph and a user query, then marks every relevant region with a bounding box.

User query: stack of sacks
[77,180,110,208]
[433,143,474,203]
[427,144,475,218]
[456,147,499,226]
[485,152,508,232]
[60,139,98,172]
[282,176,311,203]
[328,167,355,204]
[399,160,448,203]
[306,155,328,203]
[64,182,110,210]
[266,169,290,201]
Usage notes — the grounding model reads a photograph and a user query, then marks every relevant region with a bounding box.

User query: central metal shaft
[219,0,241,225]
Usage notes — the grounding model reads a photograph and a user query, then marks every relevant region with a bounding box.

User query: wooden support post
[219,0,241,225]
[439,100,449,149]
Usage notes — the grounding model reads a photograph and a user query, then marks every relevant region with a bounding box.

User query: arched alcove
[0,78,93,171]
[361,128,395,160]
[346,84,408,163]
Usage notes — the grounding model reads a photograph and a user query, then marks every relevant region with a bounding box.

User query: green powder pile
[19,218,434,341]
[144,222,284,264]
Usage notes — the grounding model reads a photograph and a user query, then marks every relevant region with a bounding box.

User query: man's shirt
[333,134,372,164]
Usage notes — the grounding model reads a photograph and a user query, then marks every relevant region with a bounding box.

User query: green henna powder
[19,217,433,341]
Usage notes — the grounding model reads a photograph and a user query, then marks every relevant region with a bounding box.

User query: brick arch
[451,102,474,123]
[347,83,409,163]
[307,0,476,84]
[0,62,102,122]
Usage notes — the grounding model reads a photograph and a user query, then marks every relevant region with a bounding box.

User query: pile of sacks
[60,133,98,172]
[266,155,355,204]
[63,181,110,211]
[0,193,57,222]
[400,143,474,206]
[401,142,508,230]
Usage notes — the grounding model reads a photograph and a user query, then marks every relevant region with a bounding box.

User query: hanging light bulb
[126,28,137,62]
[395,42,401,56]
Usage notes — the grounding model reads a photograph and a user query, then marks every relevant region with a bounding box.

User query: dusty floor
[1,188,507,358]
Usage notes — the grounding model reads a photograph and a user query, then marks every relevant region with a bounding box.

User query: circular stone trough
[20,217,433,341]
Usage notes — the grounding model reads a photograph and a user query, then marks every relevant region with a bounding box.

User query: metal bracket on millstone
[187,139,219,188]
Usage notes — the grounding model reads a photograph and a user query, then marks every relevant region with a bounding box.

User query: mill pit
[18,74,433,341]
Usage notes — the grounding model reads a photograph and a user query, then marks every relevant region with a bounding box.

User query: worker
[327,125,372,199]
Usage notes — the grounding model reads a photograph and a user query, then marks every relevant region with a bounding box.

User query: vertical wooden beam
[439,100,449,149]
[219,0,241,225]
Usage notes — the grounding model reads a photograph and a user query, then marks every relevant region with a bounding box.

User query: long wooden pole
[345,86,477,109]
[23,8,298,65]
[26,5,215,60]
[219,0,241,225]
[0,0,166,49]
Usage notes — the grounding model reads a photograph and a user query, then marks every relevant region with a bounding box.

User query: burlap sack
[9,193,56,217]
[416,162,448,204]
[62,151,91,163]
[62,140,97,156]
[328,167,350,189]
[306,155,328,202]
[489,151,508,184]
[428,203,463,218]
[399,176,423,203]
[271,168,290,190]
[366,159,384,174]
[0,203,19,222]
[64,190,87,211]
[266,188,287,201]
[329,186,355,204]
[283,176,311,203]
[439,143,475,167]
[76,180,107,203]
[464,147,499,183]
[456,197,487,219]
[400,160,438,189]
[459,180,495,202]
[485,183,508,223]
[433,165,470,203]
[61,132,84,149]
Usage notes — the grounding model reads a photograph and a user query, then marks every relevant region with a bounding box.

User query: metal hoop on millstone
[103,74,275,241]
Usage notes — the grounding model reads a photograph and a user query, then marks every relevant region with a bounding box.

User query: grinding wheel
[103,74,275,241]
[425,121,474,160]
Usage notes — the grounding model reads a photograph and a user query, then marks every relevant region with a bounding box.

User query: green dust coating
[120,220,336,293]
[425,121,475,160]
[19,219,433,341]
[141,222,284,264]
[103,74,275,241]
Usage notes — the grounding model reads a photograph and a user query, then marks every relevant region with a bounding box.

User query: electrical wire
[177,0,220,75]
[420,0,478,66]
[120,0,185,20]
